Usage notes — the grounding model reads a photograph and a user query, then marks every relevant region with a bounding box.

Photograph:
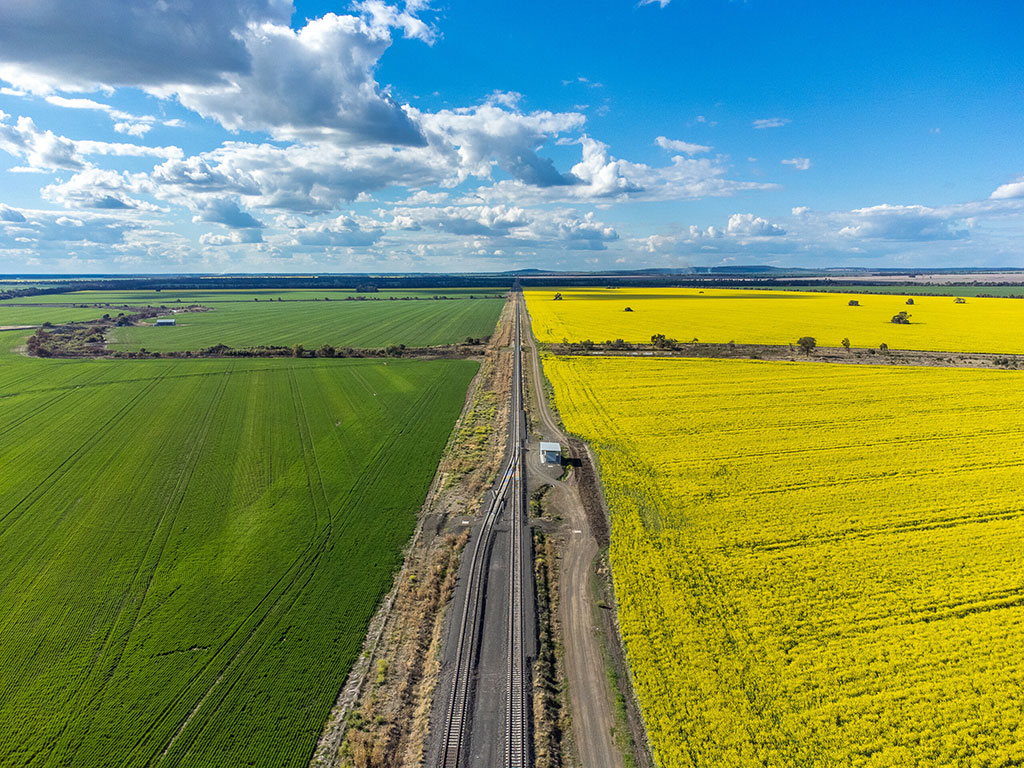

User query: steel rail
[505,292,527,768]
[437,293,528,768]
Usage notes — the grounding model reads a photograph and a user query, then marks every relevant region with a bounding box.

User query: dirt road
[521,305,625,768]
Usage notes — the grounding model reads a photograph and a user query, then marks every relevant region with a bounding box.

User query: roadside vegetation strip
[105,294,504,352]
[766,284,1024,298]
[0,350,478,768]
[525,287,1024,354]
[543,354,1024,768]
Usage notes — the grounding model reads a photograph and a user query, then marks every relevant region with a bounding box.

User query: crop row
[106,294,504,353]
[0,350,477,767]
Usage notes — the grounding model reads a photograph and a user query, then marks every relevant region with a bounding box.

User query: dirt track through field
[521,308,625,768]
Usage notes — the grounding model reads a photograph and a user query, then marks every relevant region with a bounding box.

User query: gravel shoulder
[522,306,641,768]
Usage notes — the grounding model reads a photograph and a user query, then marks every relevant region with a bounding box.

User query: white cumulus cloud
[781,157,811,171]
[752,117,790,129]
[171,13,426,146]
[836,204,969,241]
[727,213,786,237]
[200,229,264,246]
[0,0,293,92]
[192,198,263,229]
[655,136,712,155]
[991,177,1024,200]
[419,104,585,186]
[0,113,181,171]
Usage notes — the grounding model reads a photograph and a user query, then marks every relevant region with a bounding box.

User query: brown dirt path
[520,300,627,768]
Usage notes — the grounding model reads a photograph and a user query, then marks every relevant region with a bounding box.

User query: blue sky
[0,0,1021,273]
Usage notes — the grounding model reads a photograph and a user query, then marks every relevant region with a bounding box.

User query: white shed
[155,318,176,326]
[539,441,562,464]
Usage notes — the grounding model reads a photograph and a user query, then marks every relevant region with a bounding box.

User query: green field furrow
[0,306,108,325]
[105,294,504,352]
[0,346,479,767]
[45,371,235,767]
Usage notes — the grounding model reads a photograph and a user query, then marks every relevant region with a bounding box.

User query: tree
[624,306,633,312]
[879,342,889,352]
[797,336,816,356]
[553,292,563,301]
[292,344,305,358]
[954,297,967,304]
[905,298,915,305]
[848,299,860,306]
[841,337,851,351]
[891,311,911,324]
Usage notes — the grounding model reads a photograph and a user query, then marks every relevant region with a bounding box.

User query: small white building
[155,317,176,326]
[539,441,562,465]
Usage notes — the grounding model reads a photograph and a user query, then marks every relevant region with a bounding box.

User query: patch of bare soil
[565,438,610,549]
[310,296,515,768]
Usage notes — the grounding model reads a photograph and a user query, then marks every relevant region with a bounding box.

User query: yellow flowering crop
[544,355,1024,768]
[526,288,1024,353]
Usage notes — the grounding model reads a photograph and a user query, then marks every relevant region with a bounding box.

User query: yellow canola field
[526,288,1024,354]
[545,355,1024,768]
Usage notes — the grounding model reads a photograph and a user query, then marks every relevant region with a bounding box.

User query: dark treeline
[4,271,1024,301]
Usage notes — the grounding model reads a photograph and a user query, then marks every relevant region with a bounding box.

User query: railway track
[437,293,529,768]
[505,296,527,768]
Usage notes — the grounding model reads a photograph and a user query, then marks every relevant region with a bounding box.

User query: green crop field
[0,343,478,767]
[106,295,504,352]
[0,304,115,327]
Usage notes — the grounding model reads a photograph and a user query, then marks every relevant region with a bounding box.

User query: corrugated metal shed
[539,441,562,464]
